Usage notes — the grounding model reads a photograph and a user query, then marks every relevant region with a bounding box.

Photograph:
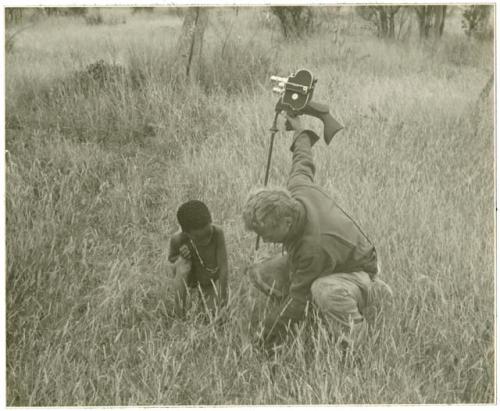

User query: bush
[44,7,88,16]
[435,35,493,69]
[5,29,20,54]
[462,5,492,40]
[199,38,277,94]
[71,60,128,92]
[131,7,154,14]
[270,6,314,39]
[84,9,103,25]
[5,8,23,25]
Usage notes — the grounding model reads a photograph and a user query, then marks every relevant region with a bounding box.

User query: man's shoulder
[288,179,315,194]
[291,183,332,202]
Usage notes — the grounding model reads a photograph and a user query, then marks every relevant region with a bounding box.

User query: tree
[175,7,209,80]
[5,8,23,25]
[270,6,313,39]
[356,6,400,38]
[414,5,446,39]
[462,5,492,39]
[5,8,32,53]
[44,7,87,16]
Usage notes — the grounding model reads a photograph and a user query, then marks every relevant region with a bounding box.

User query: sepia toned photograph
[4,3,495,406]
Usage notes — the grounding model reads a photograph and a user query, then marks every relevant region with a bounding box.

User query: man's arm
[215,227,229,306]
[287,128,320,189]
[262,243,329,346]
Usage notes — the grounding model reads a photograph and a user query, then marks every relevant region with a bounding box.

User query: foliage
[5,8,24,25]
[355,6,401,38]
[70,60,128,93]
[199,39,276,94]
[270,6,314,39]
[414,5,447,39]
[44,7,88,16]
[201,11,278,93]
[131,7,155,14]
[84,9,104,25]
[5,25,32,54]
[462,5,493,40]
[6,8,48,26]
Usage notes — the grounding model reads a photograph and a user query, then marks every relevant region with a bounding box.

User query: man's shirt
[269,130,378,326]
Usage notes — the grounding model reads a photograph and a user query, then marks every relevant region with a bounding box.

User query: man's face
[257,218,291,244]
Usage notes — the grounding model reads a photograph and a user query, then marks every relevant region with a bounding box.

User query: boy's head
[242,188,300,244]
[177,200,213,244]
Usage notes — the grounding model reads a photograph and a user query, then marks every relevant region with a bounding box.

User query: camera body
[271,68,343,145]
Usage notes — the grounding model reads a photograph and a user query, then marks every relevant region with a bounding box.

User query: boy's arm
[215,227,229,306]
[168,232,183,263]
[287,129,320,190]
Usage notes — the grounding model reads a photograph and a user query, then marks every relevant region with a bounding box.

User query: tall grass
[5,8,494,405]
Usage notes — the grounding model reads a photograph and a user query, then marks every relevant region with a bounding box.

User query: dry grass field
[5,6,495,405]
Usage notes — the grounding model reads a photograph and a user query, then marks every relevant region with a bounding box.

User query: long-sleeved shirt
[263,130,378,342]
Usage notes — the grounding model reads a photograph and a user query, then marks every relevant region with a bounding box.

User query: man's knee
[312,278,348,304]
[246,254,289,298]
[311,275,363,326]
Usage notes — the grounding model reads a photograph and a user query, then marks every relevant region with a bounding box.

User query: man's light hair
[242,187,299,231]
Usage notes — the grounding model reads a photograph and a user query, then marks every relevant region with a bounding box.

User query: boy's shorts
[247,254,392,327]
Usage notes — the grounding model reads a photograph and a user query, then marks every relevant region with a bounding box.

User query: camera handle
[255,109,280,251]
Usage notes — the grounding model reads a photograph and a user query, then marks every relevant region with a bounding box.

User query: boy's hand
[179,244,191,260]
[174,256,191,281]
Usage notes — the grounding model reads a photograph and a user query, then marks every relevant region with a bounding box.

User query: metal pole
[255,110,280,250]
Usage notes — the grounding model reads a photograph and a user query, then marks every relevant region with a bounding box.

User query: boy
[169,200,229,318]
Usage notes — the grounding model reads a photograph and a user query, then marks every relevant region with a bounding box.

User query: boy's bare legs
[171,257,191,317]
[197,282,218,319]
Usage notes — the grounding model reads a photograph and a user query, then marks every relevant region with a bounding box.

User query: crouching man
[242,115,392,357]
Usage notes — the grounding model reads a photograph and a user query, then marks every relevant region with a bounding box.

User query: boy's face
[186,223,213,246]
[256,217,292,244]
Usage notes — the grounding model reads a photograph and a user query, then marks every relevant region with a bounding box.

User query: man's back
[286,131,378,277]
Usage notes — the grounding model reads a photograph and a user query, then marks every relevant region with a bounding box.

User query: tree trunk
[424,8,432,37]
[432,5,446,38]
[438,5,446,36]
[416,5,446,40]
[415,5,429,39]
[175,7,209,80]
[388,13,395,38]
[388,6,399,38]
[415,6,423,38]
[378,8,388,37]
